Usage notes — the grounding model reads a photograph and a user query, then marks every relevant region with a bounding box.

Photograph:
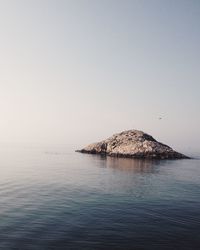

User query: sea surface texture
[0,145,199,250]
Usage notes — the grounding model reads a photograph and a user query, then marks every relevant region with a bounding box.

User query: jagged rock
[77,130,189,159]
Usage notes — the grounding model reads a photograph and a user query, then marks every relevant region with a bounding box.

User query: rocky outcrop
[77,130,189,159]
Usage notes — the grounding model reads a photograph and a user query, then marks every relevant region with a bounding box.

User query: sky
[0,0,199,152]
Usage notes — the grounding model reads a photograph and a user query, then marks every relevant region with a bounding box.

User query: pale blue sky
[0,0,199,152]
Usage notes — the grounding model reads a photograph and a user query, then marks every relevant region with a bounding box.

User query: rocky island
[77,130,189,159]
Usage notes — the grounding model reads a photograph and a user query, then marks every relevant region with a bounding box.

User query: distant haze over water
[0,0,199,153]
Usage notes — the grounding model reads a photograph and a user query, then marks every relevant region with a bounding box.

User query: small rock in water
[76,130,190,159]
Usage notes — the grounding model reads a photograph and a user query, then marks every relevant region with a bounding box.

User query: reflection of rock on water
[106,156,161,173]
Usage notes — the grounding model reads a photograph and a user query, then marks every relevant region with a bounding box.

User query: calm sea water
[0,144,199,250]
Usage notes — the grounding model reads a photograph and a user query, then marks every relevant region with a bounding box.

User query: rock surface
[77,130,189,159]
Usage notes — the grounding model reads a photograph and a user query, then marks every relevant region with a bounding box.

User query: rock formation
[77,130,189,159]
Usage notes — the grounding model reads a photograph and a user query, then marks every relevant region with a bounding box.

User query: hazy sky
[0,0,199,151]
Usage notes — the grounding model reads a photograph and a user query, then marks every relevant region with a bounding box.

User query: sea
[0,144,199,250]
